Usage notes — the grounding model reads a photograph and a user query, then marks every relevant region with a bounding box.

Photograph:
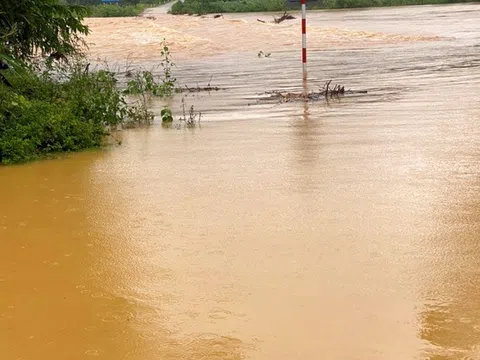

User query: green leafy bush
[0,91,104,164]
[0,0,176,164]
[0,64,128,164]
[161,107,173,123]
[0,46,179,164]
[0,0,89,62]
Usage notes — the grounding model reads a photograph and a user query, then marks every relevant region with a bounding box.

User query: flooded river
[2,3,480,360]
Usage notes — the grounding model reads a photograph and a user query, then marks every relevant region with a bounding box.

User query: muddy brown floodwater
[2,3,480,360]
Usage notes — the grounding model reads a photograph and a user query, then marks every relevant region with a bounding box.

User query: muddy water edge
[1,3,480,360]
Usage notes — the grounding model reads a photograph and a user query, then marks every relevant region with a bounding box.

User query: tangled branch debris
[257,11,296,24]
[181,76,222,93]
[184,84,221,92]
[274,11,296,24]
[261,81,368,103]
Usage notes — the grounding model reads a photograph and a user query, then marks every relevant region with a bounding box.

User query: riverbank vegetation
[88,4,148,17]
[0,64,126,164]
[171,0,286,14]
[61,0,168,17]
[170,0,475,14]
[321,0,474,8]
[0,0,174,164]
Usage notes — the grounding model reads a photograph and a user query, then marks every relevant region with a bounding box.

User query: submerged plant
[160,39,176,96]
[124,40,176,97]
[161,106,173,123]
[178,97,201,128]
[121,40,178,127]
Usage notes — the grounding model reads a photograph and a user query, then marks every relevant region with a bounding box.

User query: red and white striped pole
[301,0,307,79]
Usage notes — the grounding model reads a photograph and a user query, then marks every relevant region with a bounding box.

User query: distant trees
[60,0,158,5]
[171,0,287,14]
[61,0,101,5]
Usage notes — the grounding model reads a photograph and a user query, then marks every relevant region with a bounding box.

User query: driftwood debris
[213,14,223,19]
[324,80,344,97]
[182,76,222,93]
[262,81,367,103]
[273,11,296,24]
[257,11,296,24]
[184,84,221,92]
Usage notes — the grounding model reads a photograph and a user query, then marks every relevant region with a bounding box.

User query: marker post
[301,0,307,79]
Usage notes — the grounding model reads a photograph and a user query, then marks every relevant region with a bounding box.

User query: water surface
[1,4,480,360]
